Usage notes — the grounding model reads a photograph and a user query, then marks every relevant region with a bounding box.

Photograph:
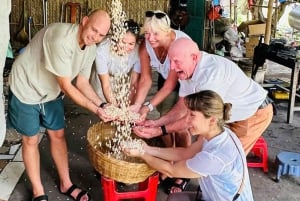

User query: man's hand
[96,107,115,122]
[132,126,162,139]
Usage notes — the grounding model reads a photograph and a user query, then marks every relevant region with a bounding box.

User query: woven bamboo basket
[87,121,156,184]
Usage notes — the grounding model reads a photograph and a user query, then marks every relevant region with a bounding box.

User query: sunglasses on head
[127,25,140,35]
[125,23,140,35]
[145,11,166,19]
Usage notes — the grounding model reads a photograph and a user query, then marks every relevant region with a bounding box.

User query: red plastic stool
[101,173,159,201]
[247,137,268,173]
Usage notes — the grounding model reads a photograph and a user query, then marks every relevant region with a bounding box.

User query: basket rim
[87,122,156,183]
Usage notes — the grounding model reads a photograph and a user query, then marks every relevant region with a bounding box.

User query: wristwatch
[143,101,154,112]
[99,102,107,108]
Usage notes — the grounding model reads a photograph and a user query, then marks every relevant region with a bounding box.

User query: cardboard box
[245,48,254,58]
[245,36,260,46]
[245,36,260,57]
[248,23,266,36]
[238,20,266,36]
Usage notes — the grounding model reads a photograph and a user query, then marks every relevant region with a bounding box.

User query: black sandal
[160,177,175,186]
[167,178,190,194]
[32,195,48,201]
[60,184,91,201]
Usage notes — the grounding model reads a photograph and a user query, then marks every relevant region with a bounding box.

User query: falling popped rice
[92,0,143,161]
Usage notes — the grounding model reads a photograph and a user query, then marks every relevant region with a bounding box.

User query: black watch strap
[99,102,107,108]
[161,125,168,136]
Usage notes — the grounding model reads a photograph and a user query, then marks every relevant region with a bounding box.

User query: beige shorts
[228,104,273,154]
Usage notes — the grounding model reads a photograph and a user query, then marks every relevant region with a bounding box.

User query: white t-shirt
[179,52,267,122]
[187,128,254,201]
[145,29,190,79]
[95,39,140,75]
[90,39,140,100]
[9,23,96,104]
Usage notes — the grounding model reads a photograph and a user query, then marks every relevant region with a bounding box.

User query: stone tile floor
[1,60,300,200]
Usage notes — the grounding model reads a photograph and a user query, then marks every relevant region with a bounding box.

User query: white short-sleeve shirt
[187,128,254,201]
[95,39,140,75]
[90,39,140,100]
[9,23,96,104]
[179,52,267,122]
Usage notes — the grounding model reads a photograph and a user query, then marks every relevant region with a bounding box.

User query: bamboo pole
[265,0,274,44]
[234,0,238,26]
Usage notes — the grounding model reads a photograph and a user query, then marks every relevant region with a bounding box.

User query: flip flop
[32,195,48,201]
[167,178,190,194]
[59,184,91,201]
[160,177,175,186]
[158,176,176,194]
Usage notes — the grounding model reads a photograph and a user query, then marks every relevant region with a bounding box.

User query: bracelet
[160,125,168,136]
[143,101,154,112]
[99,102,107,108]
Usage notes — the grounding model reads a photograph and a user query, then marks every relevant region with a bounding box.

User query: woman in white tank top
[130,10,191,194]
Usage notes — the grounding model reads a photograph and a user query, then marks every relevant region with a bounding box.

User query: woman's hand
[138,106,150,121]
[128,103,142,113]
[136,119,158,127]
[122,140,147,157]
[122,147,143,157]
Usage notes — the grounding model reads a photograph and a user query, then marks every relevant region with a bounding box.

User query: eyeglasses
[145,11,166,19]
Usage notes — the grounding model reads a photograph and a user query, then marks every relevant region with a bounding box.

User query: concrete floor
[2,60,300,201]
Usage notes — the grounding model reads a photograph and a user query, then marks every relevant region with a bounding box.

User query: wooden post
[265,0,274,45]
[234,0,238,26]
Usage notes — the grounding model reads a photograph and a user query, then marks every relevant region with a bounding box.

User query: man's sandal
[32,195,48,201]
[59,184,91,201]
[167,178,190,194]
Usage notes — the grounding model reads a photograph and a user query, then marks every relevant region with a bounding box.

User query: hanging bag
[208,5,223,20]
